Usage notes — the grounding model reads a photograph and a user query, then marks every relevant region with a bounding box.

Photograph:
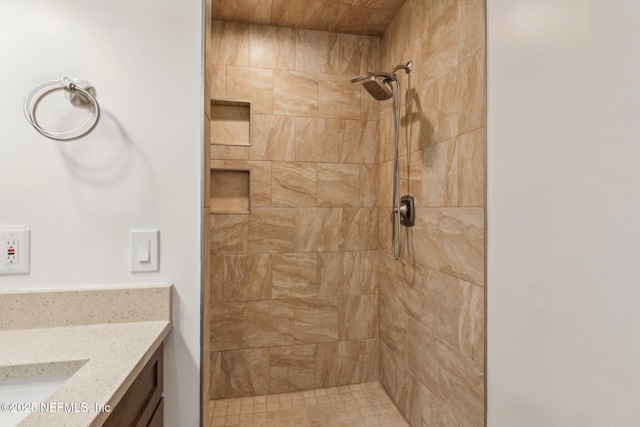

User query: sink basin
[0,373,73,426]
[0,373,74,427]
[0,360,86,427]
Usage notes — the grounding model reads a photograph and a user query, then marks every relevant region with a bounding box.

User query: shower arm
[391,61,412,75]
[350,61,411,85]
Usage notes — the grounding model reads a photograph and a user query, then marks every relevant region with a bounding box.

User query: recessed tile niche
[210,169,251,214]
[210,99,251,146]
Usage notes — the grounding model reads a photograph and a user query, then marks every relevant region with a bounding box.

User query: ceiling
[212,0,408,37]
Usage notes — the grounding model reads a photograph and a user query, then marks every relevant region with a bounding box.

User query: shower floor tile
[208,381,410,427]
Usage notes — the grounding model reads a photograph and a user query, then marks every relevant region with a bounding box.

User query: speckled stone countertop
[0,284,172,427]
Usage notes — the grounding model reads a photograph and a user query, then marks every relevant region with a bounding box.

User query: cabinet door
[147,398,164,427]
[103,344,163,427]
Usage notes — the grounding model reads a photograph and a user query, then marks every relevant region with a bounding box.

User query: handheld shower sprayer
[351,61,414,260]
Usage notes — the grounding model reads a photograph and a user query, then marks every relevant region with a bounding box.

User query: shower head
[351,72,395,101]
[359,75,393,101]
[351,62,411,101]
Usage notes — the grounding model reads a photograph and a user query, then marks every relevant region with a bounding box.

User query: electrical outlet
[0,227,30,275]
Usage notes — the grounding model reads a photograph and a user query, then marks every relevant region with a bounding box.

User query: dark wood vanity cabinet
[103,344,164,427]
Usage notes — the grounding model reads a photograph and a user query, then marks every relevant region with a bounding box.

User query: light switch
[137,239,150,262]
[130,229,159,272]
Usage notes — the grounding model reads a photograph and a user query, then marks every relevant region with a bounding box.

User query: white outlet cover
[130,229,159,273]
[0,226,30,275]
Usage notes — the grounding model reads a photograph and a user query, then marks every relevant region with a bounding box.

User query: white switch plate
[0,227,30,275]
[130,229,159,272]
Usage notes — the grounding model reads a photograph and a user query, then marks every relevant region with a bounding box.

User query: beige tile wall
[208,2,486,423]
[377,0,485,426]
[208,20,382,399]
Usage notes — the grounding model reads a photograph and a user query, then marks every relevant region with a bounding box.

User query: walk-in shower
[351,61,414,259]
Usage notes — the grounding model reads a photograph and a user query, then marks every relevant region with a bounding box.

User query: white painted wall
[487,0,640,425]
[0,1,202,426]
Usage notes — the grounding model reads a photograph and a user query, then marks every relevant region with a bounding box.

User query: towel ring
[24,77,100,141]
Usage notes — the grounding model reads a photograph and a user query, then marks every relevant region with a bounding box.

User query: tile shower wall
[208,21,382,399]
[376,0,485,426]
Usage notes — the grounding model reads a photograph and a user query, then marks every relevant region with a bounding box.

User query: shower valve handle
[393,195,415,227]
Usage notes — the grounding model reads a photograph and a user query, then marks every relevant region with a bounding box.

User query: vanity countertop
[0,284,172,427]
